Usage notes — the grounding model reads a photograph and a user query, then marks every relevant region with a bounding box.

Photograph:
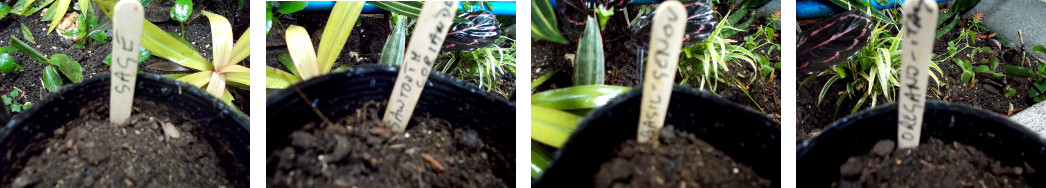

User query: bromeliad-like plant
[266,1,363,89]
[97,0,250,107]
[573,17,603,85]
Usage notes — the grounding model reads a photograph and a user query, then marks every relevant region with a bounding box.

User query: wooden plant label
[109,0,145,125]
[636,1,687,143]
[383,2,458,133]
[897,0,937,148]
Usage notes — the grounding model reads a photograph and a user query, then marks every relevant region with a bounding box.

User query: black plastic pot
[0,74,250,186]
[0,102,8,125]
[535,87,781,187]
[266,65,516,185]
[797,101,1046,187]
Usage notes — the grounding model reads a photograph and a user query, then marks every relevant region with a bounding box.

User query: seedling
[1,89,32,113]
[170,0,192,36]
[8,36,83,92]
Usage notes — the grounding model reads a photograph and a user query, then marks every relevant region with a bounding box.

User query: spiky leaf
[531,0,567,44]
[574,17,604,86]
[46,0,71,35]
[379,14,406,65]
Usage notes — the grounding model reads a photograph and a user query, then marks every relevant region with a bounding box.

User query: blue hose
[292,1,516,15]
[797,0,952,20]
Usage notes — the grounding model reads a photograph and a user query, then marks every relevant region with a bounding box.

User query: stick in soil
[422,153,446,171]
[292,85,332,125]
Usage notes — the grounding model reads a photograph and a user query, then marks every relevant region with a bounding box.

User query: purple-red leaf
[628,0,717,51]
[797,10,872,74]
[442,11,502,53]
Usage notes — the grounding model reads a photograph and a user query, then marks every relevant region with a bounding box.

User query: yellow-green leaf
[42,65,62,92]
[202,11,233,68]
[285,25,318,79]
[266,67,301,89]
[205,71,225,98]
[225,72,249,86]
[317,1,363,74]
[531,105,580,148]
[175,71,212,88]
[231,27,250,64]
[96,0,211,71]
[46,0,71,35]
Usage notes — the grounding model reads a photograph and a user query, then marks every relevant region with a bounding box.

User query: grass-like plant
[266,1,363,88]
[97,0,250,107]
[678,10,758,92]
[803,21,943,115]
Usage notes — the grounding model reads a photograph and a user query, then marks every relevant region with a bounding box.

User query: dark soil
[0,0,251,115]
[267,101,509,187]
[532,6,781,120]
[593,126,772,187]
[797,21,1034,143]
[10,99,245,188]
[836,139,1028,187]
[266,11,516,99]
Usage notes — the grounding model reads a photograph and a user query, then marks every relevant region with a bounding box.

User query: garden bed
[797,16,1037,143]
[0,0,251,114]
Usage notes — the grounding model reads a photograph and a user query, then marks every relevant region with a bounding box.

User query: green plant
[378,12,407,66]
[2,89,32,113]
[170,0,192,36]
[678,10,757,92]
[0,49,22,73]
[438,36,517,98]
[266,1,307,35]
[0,3,11,21]
[573,17,603,85]
[1003,45,1046,102]
[954,58,975,86]
[266,1,363,89]
[44,0,72,35]
[530,0,566,44]
[9,36,83,92]
[98,0,250,107]
[802,19,944,115]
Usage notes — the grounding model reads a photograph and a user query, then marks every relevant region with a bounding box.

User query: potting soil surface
[11,99,242,188]
[268,101,509,187]
[593,126,772,187]
[0,0,251,114]
[836,139,1028,187]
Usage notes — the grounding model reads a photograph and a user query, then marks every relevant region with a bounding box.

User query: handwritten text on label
[897,0,937,148]
[383,2,457,133]
[637,2,687,143]
[110,0,144,125]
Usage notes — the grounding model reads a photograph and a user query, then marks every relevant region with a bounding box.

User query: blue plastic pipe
[797,0,952,20]
[295,1,516,15]
[549,0,664,8]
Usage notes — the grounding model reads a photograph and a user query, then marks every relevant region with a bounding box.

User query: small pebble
[290,131,318,149]
[871,140,895,157]
[840,157,862,179]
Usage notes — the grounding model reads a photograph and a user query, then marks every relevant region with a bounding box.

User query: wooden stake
[897,0,937,148]
[383,2,458,133]
[109,0,144,125]
[637,1,687,143]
